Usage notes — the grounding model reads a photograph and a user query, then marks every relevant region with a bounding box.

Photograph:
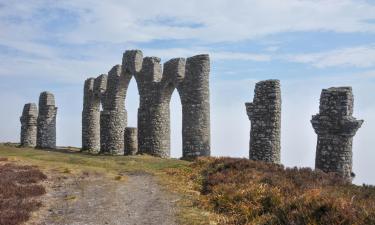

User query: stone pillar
[178,54,211,159]
[82,75,107,153]
[311,87,363,181]
[136,57,169,157]
[20,103,38,147]
[245,80,281,163]
[100,65,127,155]
[36,91,57,149]
[124,127,138,155]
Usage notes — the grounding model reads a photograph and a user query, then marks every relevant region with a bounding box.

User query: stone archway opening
[169,86,183,159]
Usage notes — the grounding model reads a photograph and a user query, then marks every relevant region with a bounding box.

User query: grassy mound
[174,157,375,225]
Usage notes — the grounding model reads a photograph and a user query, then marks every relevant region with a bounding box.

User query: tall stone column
[100,65,128,155]
[36,91,57,149]
[124,127,138,155]
[82,75,107,153]
[245,80,281,163]
[136,57,169,157]
[20,103,38,147]
[311,87,363,181]
[178,54,211,159]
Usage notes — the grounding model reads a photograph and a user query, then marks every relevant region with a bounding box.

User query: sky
[0,0,374,185]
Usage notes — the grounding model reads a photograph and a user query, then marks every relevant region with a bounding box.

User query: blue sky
[0,0,375,184]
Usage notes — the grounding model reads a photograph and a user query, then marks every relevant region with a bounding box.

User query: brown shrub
[0,163,46,225]
[184,157,375,225]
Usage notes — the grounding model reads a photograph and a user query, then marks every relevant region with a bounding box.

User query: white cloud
[1,0,375,45]
[285,45,375,68]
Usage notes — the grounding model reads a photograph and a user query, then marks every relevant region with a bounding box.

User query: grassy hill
[1,143,375,225]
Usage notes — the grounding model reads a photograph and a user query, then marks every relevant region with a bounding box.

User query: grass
[0,160,47,225]
[169,157,375,225]
[4,144,373,225]
[0,143,212,225]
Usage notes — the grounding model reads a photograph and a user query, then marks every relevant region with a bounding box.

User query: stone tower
[36,91,57,149]
[245,80,281,163]
[20,103,38,147]
[82,75,107,152]
[311,87,363,181]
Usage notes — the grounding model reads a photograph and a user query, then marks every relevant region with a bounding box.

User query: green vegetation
[2,143,375,225]
[0,144,210,225]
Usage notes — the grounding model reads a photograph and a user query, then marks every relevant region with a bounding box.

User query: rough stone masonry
[311,87,363,181]
[36,91,58,149]
[20,103,38,147]
[124,127,138,155]
[245,80,281,163]
[82,74,107,152]
[82,49,211,158]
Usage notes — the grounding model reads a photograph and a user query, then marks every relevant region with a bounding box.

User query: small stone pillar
[124,127,138,155]
[311,87,363,181]
[36,91,57,149]
[245,80,281,163]
[20,103,38,147]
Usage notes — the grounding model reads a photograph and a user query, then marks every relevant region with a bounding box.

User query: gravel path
[38,172,178,225]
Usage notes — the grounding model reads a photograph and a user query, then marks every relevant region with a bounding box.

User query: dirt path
[37,172,178,225]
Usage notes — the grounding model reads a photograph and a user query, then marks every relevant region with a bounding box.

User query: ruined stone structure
[311,87,363,181]
[124,127,138,155]
[36,91,57,149]
[82,75,107,152]
[82,49,211,158]
[20,103,38,147]
[245,80,281,163]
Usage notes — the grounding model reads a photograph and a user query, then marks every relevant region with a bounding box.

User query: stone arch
[82,49,211,158]
[99,50,143,154]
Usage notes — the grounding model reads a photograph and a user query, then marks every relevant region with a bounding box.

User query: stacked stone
[81,74,107,153]
[136,56,171,158]
[178,54,211,159]
[245,80,281,163]
[20,103,38,147]
[124,127,138,155]
[100,65,128,155]
[36,91,57,149]
[82,49,211,159]
[132,52,211,159]
[311,87,363,181]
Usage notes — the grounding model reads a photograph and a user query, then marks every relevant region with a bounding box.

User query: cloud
[1,0,375,45]
[285,45,375,68]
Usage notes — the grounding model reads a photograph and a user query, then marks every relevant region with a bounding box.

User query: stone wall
[311,87,363,181]
[124,127,138,155]
[36,91,57,149]
[20,103,38,147]
[245,80,281,163]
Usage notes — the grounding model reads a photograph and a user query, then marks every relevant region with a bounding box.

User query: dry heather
[0,159,47,225]
[169,157,375,225]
